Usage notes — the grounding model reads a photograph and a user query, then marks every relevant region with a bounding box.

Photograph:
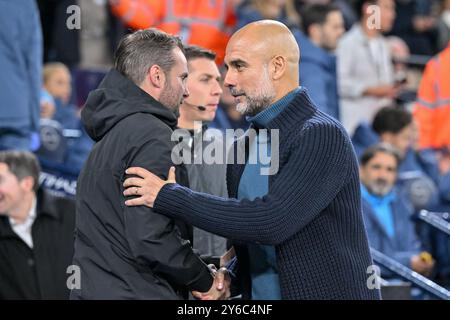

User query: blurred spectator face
[360,151,397,196]
[0,163,33,217]
[224,50,276,116]
[253,0,286,19]
[380,124,414,158]
[182,57,223,122]
[378,0,396,33]
[44,65,72,104]
[312,10,345,51]
[159,48,190,113]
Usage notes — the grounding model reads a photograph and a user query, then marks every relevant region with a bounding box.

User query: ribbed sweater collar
[247,87,301,128]
[264,86,318,131]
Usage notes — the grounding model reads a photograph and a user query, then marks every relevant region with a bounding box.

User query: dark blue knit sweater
[154,88,380,300]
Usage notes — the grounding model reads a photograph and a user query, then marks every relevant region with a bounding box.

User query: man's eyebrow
[200,73,221,80]
[229,59,248,67]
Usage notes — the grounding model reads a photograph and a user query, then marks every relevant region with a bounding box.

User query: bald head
[223,20,300,116]
[228,20,300,78]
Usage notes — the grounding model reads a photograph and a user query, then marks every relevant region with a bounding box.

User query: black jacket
[71,69,213,300]
[0,189,75,300]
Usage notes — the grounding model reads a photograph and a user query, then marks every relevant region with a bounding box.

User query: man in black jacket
[71,28,224,299]
[0,151,75,299]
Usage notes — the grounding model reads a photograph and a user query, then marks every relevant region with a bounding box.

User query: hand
[363,85,400,99]
[413,16,436,33]
[411,254,434,277]
[123,166,176,207]
[192,266,231,300]
[40,101,55,119]
[220,247,236,267]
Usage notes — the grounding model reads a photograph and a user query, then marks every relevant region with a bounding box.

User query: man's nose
[212,81,223,96]
[183,86,190,98]
[223,70,236,88]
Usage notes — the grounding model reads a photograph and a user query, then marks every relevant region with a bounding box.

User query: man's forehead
[188,58,220,75]
[370,153,397,165]
[172,47,187,68]
[224,45,251,66]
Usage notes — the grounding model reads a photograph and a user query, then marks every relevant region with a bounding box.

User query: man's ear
[20,176,35,193]
[271,55,286,81]
[380,132,394,144]
[148,65,165,89]
[308,24,320,43]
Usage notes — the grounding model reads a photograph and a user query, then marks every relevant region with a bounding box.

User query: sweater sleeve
[154,122,353,245]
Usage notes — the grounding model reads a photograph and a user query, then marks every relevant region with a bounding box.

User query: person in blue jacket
[0,0,42,151]
[294,3,345,120]
[42,62,93,173]
[352,106,442,210]
[359,143,434,278]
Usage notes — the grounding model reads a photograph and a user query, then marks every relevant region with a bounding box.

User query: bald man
[122,21,380,300]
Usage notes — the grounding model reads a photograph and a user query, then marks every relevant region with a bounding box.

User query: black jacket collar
[82,69,179,142]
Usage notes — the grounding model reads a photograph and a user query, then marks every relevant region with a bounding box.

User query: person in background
[0,151,76,299]
[388,0,438,56]
[43,62,93,172]
[176,45,228,259]
[43,62,79,128]
[337,0,398,135]
[236,0,290,29]
[295,3,345,119]
[0,0,42,151]
[353,106,441,211]
[414,42,450,150]
[109,0,238,65]
[359,144,435,278]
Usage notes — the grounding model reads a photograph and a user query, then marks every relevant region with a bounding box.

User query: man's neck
[360,20,380,39]
[8,193,35,225]
[310,36,322,49]
[273,84,299,105]
[177,117,203,130]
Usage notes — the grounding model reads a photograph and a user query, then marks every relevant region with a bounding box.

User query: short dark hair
[114,28,184,85]
[360,143,401,167]
[354,0,378,19]
[0,151,41,193]
[372,106,413,135]
[183,45,216,62]
[301,4,340,36]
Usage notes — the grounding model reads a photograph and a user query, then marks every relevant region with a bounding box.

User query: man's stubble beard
[235,66,276,117]
[160,81,182,114]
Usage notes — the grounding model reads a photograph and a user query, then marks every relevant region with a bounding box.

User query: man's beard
[232,66,276,117]
[367,179,393,197]
[160,82,182,114]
